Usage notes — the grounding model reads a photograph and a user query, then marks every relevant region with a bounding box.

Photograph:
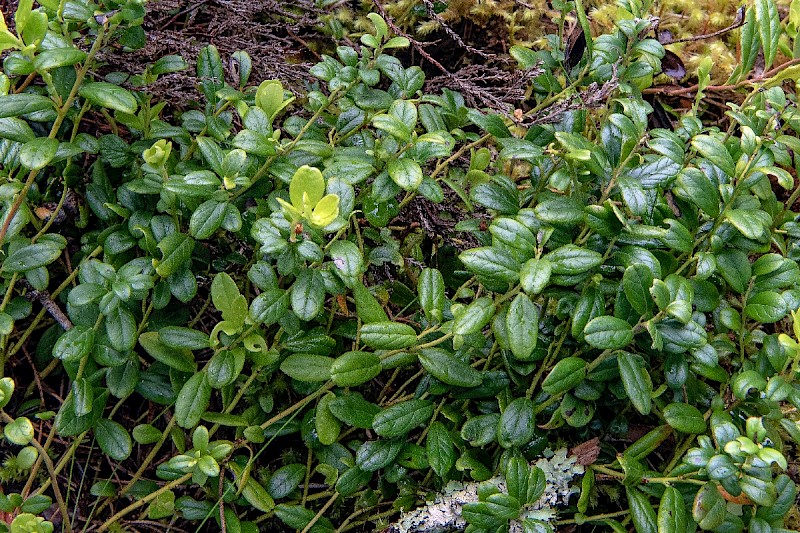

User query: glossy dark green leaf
[663,403,706,434]
[95,419,132,461]
[755,0,780,69]
[459,247,520,284]
[372,399,434,438]
[359,322,417,350]
[0,94,54,118]
[328,393,380,429]
[139,331,196,373]
[715,249,750,294]
[352,281,388,324]
[3,242,63,272]
[520,257,551,295]
[418,348,482,387]
[20,137,58,170]
[453,297,495,335]
[744,291,786,323]
[623,264,654,316]
[267,464,306,499]
[330,351,381,387]
[80,82,138,114]
[158,327,209,350]
[627,487,657,533]
[544,245,603,275]
[315,392,341,446]
[497,397,535,448]
[542,357,586,394]
[692,135,734,177]
[174,372,211,428]
[154,233,194,278]
[618,352,652,415]
[356,439,403,471]
[506,294,539,361]
[419,268,445,323]
[207,348,245,388]
[53,326,94,363]
[583,316,634,350]
[692,482,726,530]
[291,269,325,321]
[280,354,333,382]
[426,422,455,478]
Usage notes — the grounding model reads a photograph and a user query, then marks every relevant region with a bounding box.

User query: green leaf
[663,403,706,434]
[618,352,652,415]
[356,439,403,471]
[250,288,289,326]
[330,240,363,288]
[387,158,423,191]
[583,316,634,350]
[418,348,482,387]
[506,294,539,361]
[151,54,188,75]
[674,168,720,217]
[692,482,726,530]
[280,354,333,382]
[0,117,35,142]
[497,397,535,448]
[4,417,33,445]
[627,487,657,533]
[744,291,786,323]
[95,419,132,461]
[453,297,495,335]
[80,82,138,115]
[755,0,781,69]
[542,357,586,394]
[267,464,306,498]
[520,258,551,295]
[715,249,751,294]
[207,348,245,388]
[623,264,654,316]
[189,200,226,239]
[159,327,209,350]
[535,196,584,226]
[139,331,196,373]
[291,270,325,321]
[105,307,136,352]
[418,268,445,323]
[3,242,62,272]
[427,422,455,478]
[241,475,275,513]
[19,137,58,170]
[154,233,195,278]
[32,48,86,71]
[459,247,520,284]
[315,392,341,446]
[174,372,211,428]
[328,393,380,429]
[360,322,417,350]
[544,245,603,275]
[331,351,382,387]
[691,135,735,177]
[132,424,162,445]
[53,326,94,363]
[725,209,769,240]
[0,94,53,118]
[352,281,389,323]
[372,399,434,438]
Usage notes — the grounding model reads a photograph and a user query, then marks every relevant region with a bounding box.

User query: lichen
[387,448,584,533]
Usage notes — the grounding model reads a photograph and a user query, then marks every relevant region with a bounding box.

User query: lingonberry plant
[1,0,800,531]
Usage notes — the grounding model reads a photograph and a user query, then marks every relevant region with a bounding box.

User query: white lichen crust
[386,448,584,533]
